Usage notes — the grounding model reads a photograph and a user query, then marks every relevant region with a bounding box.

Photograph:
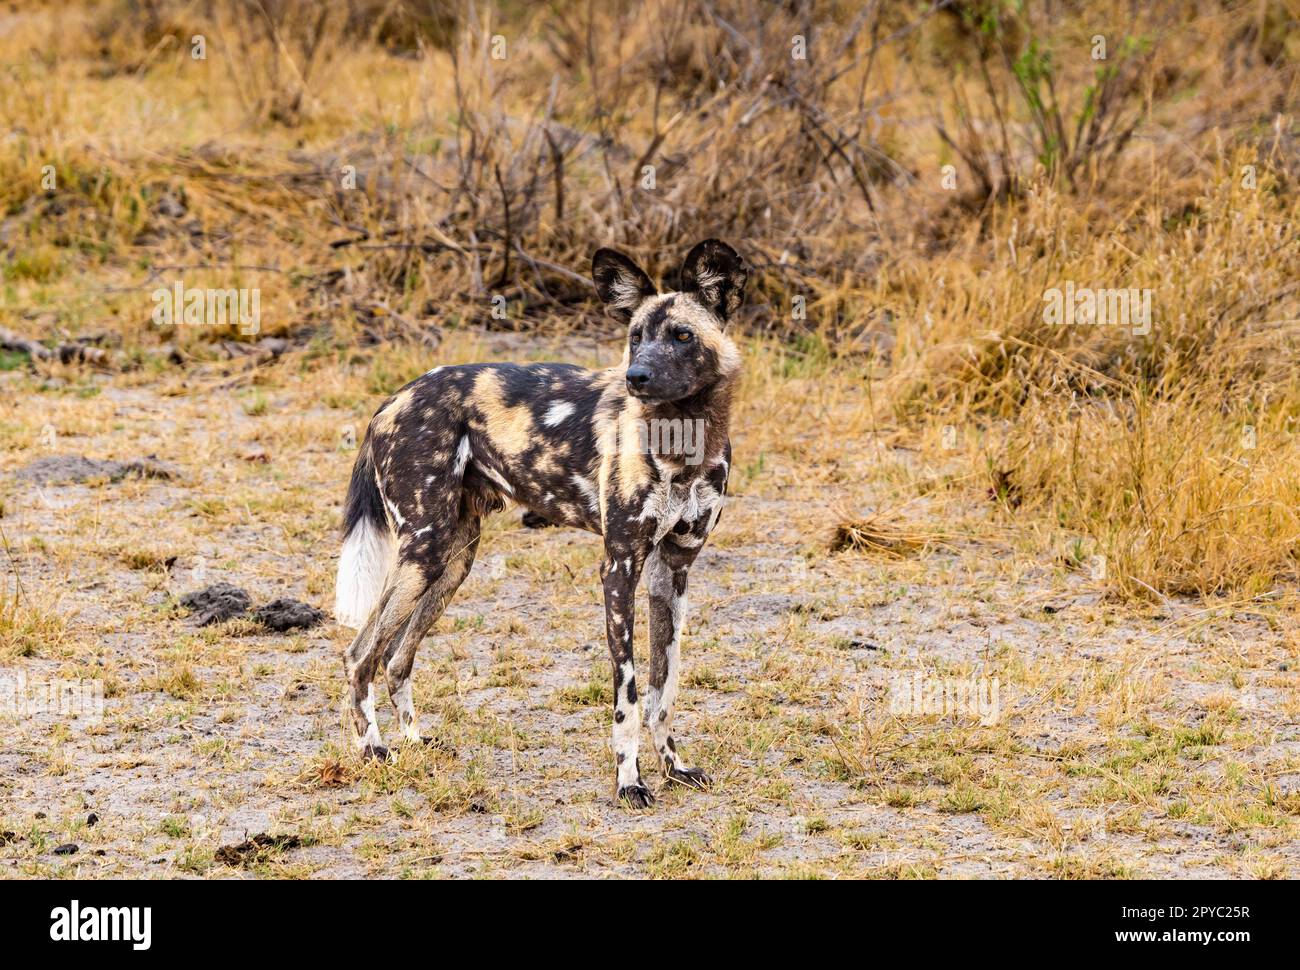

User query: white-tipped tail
[334,518,396,630]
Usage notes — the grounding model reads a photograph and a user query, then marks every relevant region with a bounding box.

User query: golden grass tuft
[0,586,70,660]
[828,506,941,558]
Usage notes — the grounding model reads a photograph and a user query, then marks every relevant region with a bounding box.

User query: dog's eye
[674,330,693,343]
[630,331,642,346]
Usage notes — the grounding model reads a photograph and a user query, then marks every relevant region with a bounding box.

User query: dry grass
[828,505,942,557]
[0,0,1298,879]
[1,0,1294,597]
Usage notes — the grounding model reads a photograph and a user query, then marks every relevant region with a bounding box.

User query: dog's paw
[361,743,390,762]
[616,783,655,809]
[666,766,712,790]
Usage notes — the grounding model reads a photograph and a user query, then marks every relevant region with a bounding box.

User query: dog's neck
[634,371,736,473]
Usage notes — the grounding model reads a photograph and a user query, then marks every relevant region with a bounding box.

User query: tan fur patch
[594,411,619,530]
[371,387,416,437]
[534,451,560,476]
[469,370,534,458]
[593,380,655,524]
[387,560,426,603]
[615,399,652,502]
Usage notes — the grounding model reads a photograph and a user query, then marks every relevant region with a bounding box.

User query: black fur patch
[340,445,384,539]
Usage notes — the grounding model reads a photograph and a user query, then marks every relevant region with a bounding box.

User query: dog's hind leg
[383,513,481,744]
[344,558,429,760]
[645,541,710,789]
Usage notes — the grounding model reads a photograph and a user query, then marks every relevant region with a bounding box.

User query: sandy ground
[1,338,1297,879]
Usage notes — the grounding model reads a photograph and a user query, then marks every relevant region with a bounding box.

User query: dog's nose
[625,364,653,389]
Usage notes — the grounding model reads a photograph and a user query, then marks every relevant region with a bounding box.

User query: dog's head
[592,239,746,403]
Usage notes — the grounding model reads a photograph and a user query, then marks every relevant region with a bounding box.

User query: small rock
[153,192,187,220]
[253,598,326,632]
[180,583,252,625]
[86,812,99,826]
[214,833,301,867]
[240,446,271,463]
[52,843,78,855]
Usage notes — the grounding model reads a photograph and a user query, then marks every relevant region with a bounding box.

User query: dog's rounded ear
[592,248,657,322]
[680,239,747,321]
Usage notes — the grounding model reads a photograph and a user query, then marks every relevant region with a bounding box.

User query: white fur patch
[611,272,649,310]
[613,660,641,786]
[359,683,382,747]
[476,460,515,495]
[453,435,472,477]
[646,478,721,545]
[571,473,600,513]
[543,401,574,427]
[391,678,419,741]
[706,494,725,532]
[334,518,396,630]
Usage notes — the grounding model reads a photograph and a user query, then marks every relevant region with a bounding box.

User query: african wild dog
[334,239,747,808]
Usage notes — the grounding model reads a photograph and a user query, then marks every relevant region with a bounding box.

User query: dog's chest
[638,469,724,546]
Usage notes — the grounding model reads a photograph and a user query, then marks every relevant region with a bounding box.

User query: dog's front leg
[646,540,711,790]
[601,545,651,808]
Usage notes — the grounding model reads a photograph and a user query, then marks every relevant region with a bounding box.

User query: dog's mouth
[625,383,681,403]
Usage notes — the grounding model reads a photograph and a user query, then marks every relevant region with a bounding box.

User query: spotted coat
[337,239,748,807]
